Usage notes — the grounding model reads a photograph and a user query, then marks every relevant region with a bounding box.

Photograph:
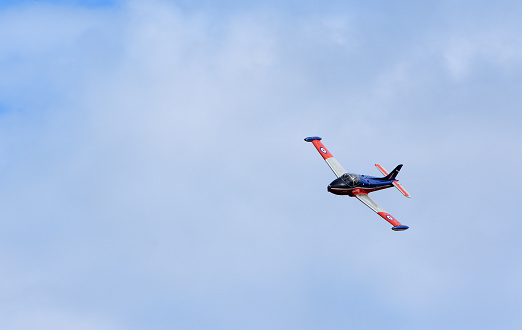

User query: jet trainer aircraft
[305,136,411,231]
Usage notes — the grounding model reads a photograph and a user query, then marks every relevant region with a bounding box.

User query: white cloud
[443,24,522,80]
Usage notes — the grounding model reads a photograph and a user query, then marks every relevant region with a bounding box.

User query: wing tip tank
[392,225,409,231]
[304,136,322,142]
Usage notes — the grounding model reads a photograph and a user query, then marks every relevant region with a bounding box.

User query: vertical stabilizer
[384,164,402,180]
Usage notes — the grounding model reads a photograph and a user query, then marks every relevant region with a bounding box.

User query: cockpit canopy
[340,173,361,187]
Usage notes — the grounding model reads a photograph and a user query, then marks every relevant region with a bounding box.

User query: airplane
[304,136,411,231]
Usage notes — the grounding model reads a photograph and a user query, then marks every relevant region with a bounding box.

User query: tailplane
[375,164,411,198]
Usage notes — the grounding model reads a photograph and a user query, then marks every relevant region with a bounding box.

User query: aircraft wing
[304,137,347,178]
[354,192,409,231]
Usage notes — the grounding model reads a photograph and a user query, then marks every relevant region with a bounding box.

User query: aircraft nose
[328,177,352,195]
[328,177,347,192]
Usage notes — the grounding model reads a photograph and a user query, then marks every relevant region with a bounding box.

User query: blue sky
[1,0,522,329]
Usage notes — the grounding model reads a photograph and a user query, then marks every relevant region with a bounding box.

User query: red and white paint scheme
[308,138,346,177]
[305,136,411,231]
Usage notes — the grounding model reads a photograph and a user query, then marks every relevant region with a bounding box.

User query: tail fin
[384,164,402,180]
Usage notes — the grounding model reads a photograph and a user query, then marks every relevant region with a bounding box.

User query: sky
[0,0,522,329]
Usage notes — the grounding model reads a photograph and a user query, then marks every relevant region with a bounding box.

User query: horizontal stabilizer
[393,181,411,198]
[375,164,411,198]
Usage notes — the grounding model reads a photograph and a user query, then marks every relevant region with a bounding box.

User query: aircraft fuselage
[327,173,396,197]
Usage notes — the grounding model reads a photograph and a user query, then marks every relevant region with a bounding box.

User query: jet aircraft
[305,136,410,231]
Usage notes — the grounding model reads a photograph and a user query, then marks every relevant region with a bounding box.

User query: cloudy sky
[1,0,522,329]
